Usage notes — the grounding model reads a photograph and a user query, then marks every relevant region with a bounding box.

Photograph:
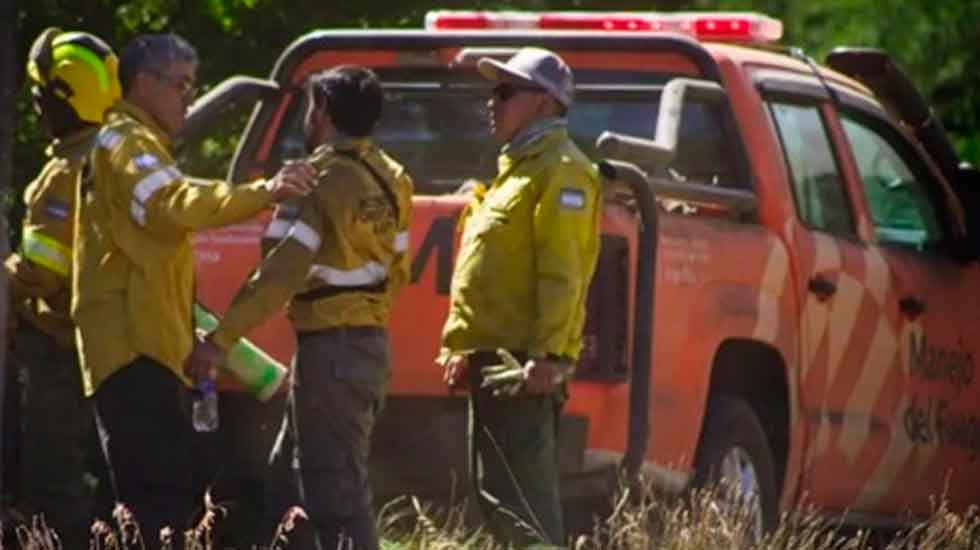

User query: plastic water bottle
[192,378,219,432]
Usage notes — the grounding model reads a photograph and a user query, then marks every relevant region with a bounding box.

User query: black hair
[307,65,383,138]
[119,33,197,94]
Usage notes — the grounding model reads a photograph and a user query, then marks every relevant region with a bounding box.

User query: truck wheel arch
[697,339,792,503]
[691,394,781,537]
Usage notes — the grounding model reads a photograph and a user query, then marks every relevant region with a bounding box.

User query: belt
[468,349,529,368]
[296,325,385,342]
[468,350,574,366]
[293,279,388,302]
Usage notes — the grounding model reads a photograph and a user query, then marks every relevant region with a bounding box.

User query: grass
[3,480,979,550]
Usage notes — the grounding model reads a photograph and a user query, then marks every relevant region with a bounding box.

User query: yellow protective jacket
[440,121,601,361]
[73,100,276,395]
[4,127,98,348]
[210,138,413,351]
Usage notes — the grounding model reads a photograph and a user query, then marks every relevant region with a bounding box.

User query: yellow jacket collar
[498,122,569,174]
[328,136,375,156]
[111,100,172,148]
[47,125,99,160]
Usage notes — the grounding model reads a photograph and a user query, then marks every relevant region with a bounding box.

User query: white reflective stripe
[130,201,147,226]
[133,166,181,204]
[394,230,409,253]
[264,219,293,239]
[97,129,122,149]
[309,261,387,287]
[287,221,321,252]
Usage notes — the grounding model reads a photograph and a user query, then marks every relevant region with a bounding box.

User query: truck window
[271,70,745,193]
[840,112,945,249]
[769,101,855,236]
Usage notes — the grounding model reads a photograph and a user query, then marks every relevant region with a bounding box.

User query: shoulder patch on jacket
[43,198,70,221]
[558,187,586,210]
[96,129,123,150]
[131,153,160,171]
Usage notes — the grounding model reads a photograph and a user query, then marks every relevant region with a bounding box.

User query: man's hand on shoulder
[266,159,316,201]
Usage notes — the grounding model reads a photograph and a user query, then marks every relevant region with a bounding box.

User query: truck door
[837,107,980,515]
[764,88,907,516]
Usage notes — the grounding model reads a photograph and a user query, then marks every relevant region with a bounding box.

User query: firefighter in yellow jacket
[439,48,601,547]
[3,28,120,548]
[72,33,313,549]
[185,65,413,550]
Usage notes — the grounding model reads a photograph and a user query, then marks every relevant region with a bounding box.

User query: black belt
[468,350,530,368]
[468,350,572,372]
[296,325,385,342]
[293,279,388,302]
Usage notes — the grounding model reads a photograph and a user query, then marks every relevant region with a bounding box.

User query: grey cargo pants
[266,326,389,550]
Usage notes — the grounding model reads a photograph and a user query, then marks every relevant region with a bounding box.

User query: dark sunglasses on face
[492,83,545,102]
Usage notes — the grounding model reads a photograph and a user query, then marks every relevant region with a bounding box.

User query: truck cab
[185,10,980,532]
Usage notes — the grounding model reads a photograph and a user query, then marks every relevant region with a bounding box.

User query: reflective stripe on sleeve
[130,166,180,226]
[394,230,409,253]
[131,201,147,227]
[133,166,181,203]
[309,261,387,287]
[263,219,293,240]
[21,228,71,277]
[287,221,322,252]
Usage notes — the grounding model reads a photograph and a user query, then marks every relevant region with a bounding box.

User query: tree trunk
[0,0,17,501]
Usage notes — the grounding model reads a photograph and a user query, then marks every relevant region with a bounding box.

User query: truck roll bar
[595,159,658,481]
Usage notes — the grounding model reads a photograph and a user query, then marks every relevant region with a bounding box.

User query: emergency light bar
[425,10,783,43]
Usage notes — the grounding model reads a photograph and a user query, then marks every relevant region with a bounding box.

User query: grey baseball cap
[477,47,574,108]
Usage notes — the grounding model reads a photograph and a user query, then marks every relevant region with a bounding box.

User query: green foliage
[11,0,980,223]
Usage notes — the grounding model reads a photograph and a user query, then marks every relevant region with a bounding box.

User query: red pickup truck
[184,11,980,531]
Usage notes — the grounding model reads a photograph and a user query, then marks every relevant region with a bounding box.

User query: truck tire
[692,395,780,538]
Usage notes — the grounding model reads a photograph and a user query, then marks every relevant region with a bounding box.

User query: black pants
[94,357,199,550]
[265,326,390,550]
[12,324,99,550]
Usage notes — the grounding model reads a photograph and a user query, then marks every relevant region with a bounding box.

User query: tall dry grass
[375,479,980,550]
[3,481,978,550]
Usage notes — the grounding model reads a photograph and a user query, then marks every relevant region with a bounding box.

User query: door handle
[899,295,926,319]
[808,275,837,301]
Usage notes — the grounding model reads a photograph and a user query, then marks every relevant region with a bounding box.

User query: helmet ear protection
[26,27,122,125]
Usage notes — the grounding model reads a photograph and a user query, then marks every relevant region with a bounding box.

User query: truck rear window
[273,70,745,193]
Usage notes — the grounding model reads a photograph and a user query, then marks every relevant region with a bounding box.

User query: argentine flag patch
[559,187,586,210]
[132,153,160,171]
[43,199,70,221]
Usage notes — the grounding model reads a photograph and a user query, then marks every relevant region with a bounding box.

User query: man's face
[302,87,335,151]
[141,60,197,137]
[487,80,547,144]
[30,85,54,137]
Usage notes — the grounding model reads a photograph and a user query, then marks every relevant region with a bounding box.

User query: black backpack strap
[292,149,399,303]
[334,149,400,224]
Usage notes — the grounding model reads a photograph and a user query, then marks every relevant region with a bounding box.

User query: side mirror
[596,77,757,222]
[595,77,724,171]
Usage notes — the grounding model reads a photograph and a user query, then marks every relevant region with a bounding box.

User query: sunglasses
[492,83,545,102]
[147,69,198,101]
